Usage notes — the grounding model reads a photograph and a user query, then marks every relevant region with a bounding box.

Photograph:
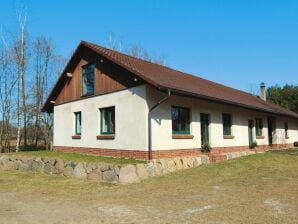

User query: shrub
[201,142,211,153]
[251,140,258,149]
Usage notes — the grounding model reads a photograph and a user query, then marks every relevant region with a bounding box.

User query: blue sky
[1,0,297,93]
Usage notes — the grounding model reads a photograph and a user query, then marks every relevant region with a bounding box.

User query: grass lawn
[0,150,297,223]
[4,150,144,165]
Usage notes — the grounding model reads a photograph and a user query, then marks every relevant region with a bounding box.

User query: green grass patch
[4,150,145,165]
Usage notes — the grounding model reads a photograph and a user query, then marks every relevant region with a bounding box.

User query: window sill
[72,135,81,139]
[80,93,94,99]
[256,136,265,139]
[96,134,115,140]
[172,134,194,139]
[223,135,235,139]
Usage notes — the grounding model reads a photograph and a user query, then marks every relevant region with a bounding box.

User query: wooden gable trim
[42,44,145,113]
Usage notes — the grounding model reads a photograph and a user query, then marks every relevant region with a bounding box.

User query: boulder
[48,159,56,166]
[153,162,163,176]
[159,159,168,175]
[182,157,193,169]
[35,157,42,162]
[167,159,176,173]
[7,161,17,171]
[102,170,117,182]
[0,155,10,170]
[99,164,111,172]
[193,157,202,167]
[43,163,54,174]
[18,161,31,171]
[87,168,102,181]
[240,151,246,157]
[73,163,87,179]
[200,156,210,165]
[65,161,77,169]
[85,163,97,174]
[136,164,148,180]
[232,152,241,158]
[54,159,65,174]
[113,166,120,176]
[119,165,140,183]
[146,162,155,177]
[226,153,233,160]
[31,160,44,172]
[20,157,30,163]
[63,166,73,176]
[174,158,183,170]
[42,158,56,166]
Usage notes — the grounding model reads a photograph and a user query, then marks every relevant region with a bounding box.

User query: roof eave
[157,86,298,119]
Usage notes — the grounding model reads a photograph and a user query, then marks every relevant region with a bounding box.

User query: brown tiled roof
[42,41,298,119]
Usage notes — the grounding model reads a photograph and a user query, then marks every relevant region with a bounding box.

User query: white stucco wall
[53,84,298,151]
[53,85,148,150]
[274,118,298,145]
[147,86,298,150]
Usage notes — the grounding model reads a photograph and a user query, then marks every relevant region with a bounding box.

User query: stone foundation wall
[0,150,257,184]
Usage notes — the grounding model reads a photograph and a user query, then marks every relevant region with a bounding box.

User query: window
[82,64,95,96]
[100,107,115,134]
[74,112,81,135]
[255,118,263,136]
[222,113,232,136]
[285,122,289,138]
[171,106,190,134]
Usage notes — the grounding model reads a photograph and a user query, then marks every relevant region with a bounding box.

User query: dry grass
[0,150,297,223]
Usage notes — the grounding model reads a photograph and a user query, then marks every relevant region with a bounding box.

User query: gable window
[255,118,263,136]
[171,106,190,134]
[100,107,115,134]
[74,112,81,135]
[222,113,232,136]
[82,64,95,96]
[285,122,289,138]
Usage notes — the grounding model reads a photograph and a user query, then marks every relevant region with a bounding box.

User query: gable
[43,45,142,112]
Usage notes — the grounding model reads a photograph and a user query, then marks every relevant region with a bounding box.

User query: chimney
[260,82,266,101]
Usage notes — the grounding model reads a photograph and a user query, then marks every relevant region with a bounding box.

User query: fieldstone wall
[0,150,256,184]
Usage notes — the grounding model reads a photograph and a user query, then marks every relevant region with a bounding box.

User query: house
[42,41,298,160]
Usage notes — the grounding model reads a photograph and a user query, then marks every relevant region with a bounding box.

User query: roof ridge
[81,40,174,68]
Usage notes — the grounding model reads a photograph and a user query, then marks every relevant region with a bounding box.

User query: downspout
[148,89,171,160]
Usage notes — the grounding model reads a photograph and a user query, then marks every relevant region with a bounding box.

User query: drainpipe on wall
[148,89,171,160]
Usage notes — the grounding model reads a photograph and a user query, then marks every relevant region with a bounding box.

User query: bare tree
[0,43,18,152]
[106,32,124,51]
[0,5,68,153]
[31,36,53,146]
[14,10,27,152]
[52,55,67,78]
[104,33,166,65]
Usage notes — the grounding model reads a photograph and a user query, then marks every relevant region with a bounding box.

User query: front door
[200,113,210,146]
[267,117,275,146]
[248,120,254,149]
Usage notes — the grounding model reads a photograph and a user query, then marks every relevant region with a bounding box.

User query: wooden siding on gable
[55,49,140,105]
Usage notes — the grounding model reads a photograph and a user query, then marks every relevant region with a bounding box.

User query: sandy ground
[0,150,297,224]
